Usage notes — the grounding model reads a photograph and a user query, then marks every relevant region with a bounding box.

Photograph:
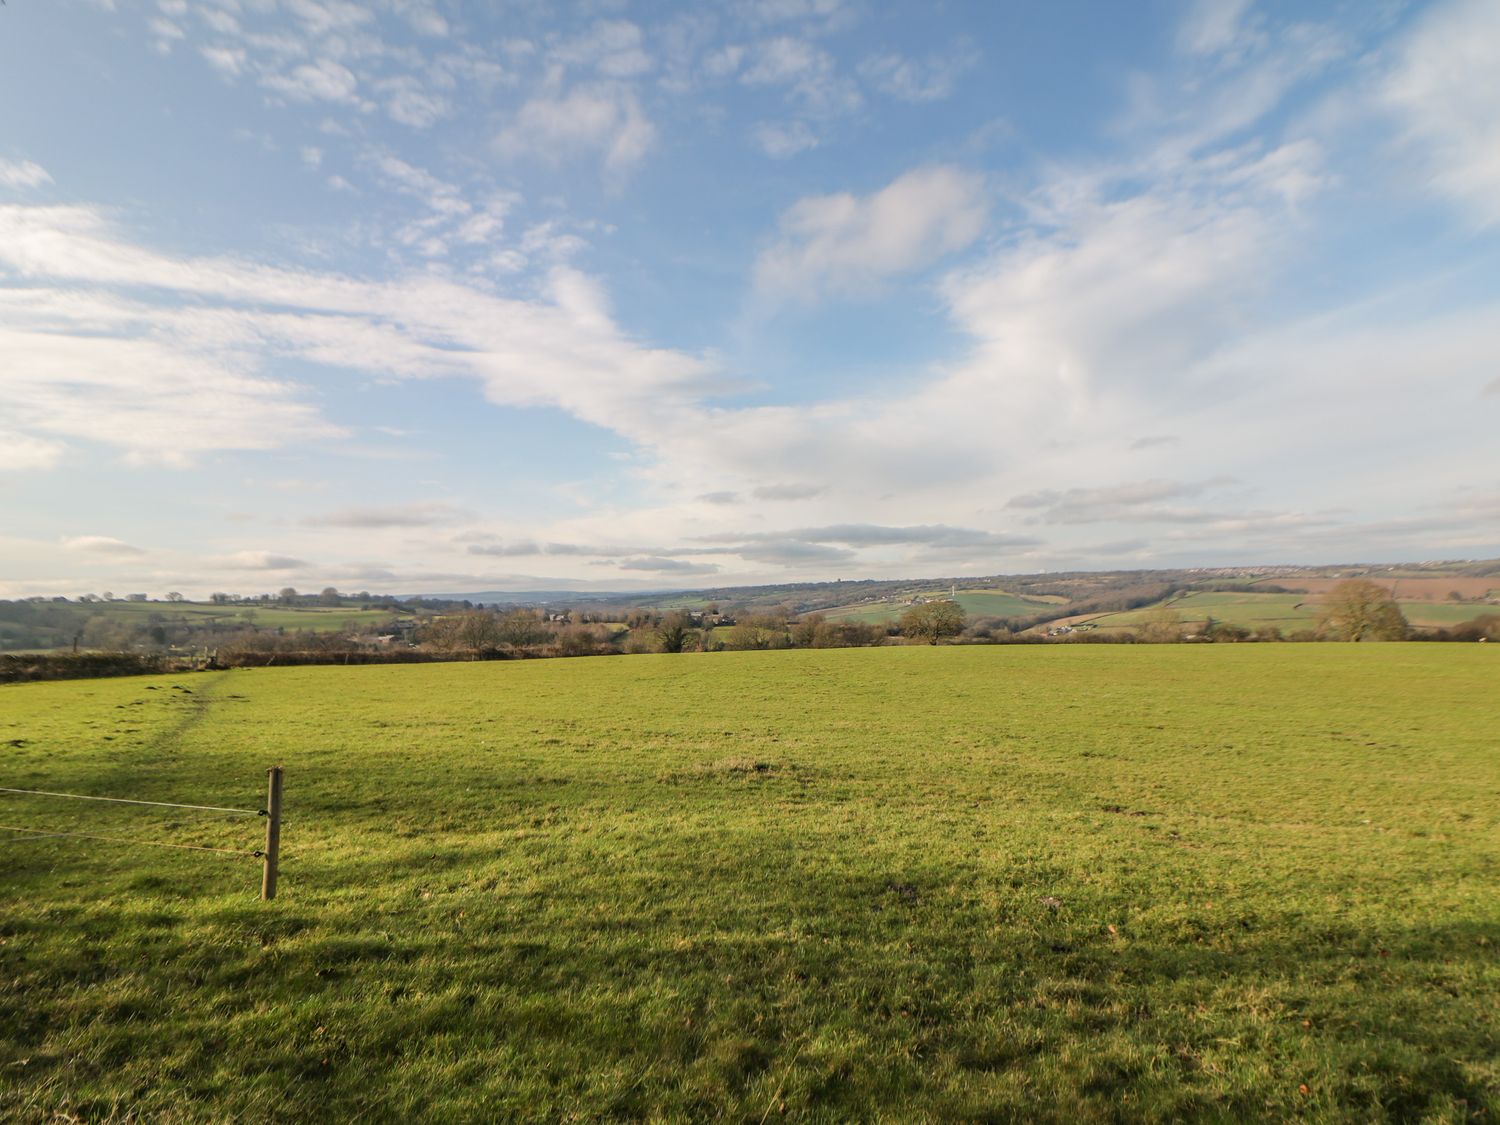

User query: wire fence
[1,769,285,897]
[0,786,265,817]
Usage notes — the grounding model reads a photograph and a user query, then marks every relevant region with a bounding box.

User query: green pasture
[83,600,398,632]
[1399,601,1500,627]
[824,588,1056,625]
[1085,591,1495,634]
[1087,592,1317,633]
[2,646,1497,1121]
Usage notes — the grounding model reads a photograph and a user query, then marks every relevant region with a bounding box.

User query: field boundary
[0,768,285,899]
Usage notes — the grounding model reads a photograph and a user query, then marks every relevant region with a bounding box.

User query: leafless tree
[899,601,964,645]
[1317,580,1408,641]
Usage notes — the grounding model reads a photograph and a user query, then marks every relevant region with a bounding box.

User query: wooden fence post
[261,766,283,901]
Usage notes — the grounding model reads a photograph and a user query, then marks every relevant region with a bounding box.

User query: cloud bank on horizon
[1,0,1497,597]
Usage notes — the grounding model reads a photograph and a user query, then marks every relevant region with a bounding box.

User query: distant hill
[420,559,1500,624]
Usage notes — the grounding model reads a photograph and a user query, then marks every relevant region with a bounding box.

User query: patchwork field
[823,588,1059,625]
[2,646,1497,1121]
[1265,576,1500,602]
[1082,592,1317,634]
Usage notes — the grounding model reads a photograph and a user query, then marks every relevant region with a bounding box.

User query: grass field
[2,647,1497,1121]
[1084,592,1317,633]
[78,601,399,632]
[824,589,1057,625]
[1400,602,1500,628]
[1082,591,1496,634]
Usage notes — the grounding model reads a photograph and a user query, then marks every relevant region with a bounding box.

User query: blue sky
[1,0,1498,597]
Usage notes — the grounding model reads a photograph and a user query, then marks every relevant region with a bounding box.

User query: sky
[1,0,1498,598]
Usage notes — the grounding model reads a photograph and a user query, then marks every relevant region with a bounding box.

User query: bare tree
[496,609,550,651]
[1138,605,1184,643]
[1318,580,1408,641]
[722,614,791,651]
[899,601,964,645]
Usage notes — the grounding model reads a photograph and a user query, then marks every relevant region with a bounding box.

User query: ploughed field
[1,646,1496,1122]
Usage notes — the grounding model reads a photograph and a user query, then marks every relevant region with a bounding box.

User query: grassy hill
[2,646,1496,1120]
[1078,590,1498,635]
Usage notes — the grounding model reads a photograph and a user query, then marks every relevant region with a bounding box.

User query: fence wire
[0,782,269,861]
[0,786,262,816]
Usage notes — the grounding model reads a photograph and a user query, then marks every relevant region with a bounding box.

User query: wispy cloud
[0,202,716,466]
[752,483,824,501]
[858,45,977,103]
[495,86,656,176]
[0,158,53,190]
[755,165,987,298]
[262,58,363,105]
[616,556,720,574]
[217,550,310,571]
[1382,0,1500,227]
[310,503,471,529]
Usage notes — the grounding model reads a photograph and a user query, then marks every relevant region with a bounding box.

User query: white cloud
[0,430,65,471]
[63,535,147,556]
[1383,0,1500,227]
[150,16,186,54]
[378,75,450,128]
[219,550,310,570]
[0,202,715,468]
[0,159,53,190]
[551,20,653,79]
[755,165,988,297]
[197,8,241,36]
[201,45,248,77]
[858,47,976,103]
[1177,0,1258,57]
[369,152,468,215]
[495,87,655,175]
[396,2,448,38]
[752,120,818,158]
[262,58,360,103]
[742,37,860,118]
[282,0,372,39]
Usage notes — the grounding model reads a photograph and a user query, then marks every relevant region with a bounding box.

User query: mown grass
[1,646,1496,1122]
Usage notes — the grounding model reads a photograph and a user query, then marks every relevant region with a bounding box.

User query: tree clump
[654,612,692,654]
